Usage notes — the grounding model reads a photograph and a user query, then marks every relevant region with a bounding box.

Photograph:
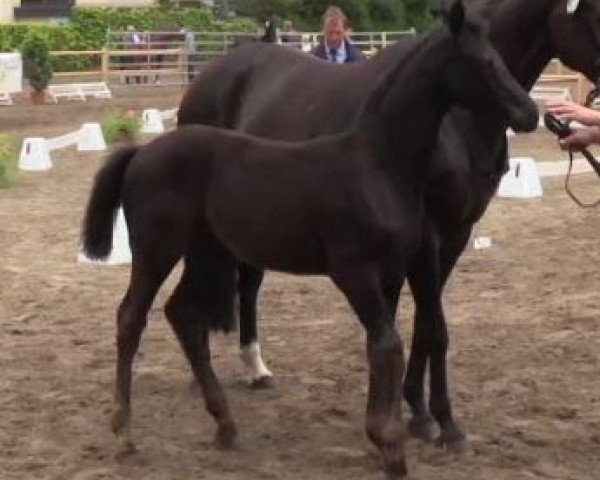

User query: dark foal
[82,2,537,476]
[177,0,600,450]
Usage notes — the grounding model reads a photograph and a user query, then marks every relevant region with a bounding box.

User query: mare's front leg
[404,224,469,452]
[238,262,274,388]
[331,262,407,478]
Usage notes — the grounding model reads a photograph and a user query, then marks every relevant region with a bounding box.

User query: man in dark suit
[311,6,364,64]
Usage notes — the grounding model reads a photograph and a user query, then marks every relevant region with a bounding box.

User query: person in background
[311,6,364,64]
[124,25,143,85]
[182,27,196,82]
[546,100,600,150]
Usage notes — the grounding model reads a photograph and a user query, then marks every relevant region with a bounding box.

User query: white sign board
[0,52,22,93]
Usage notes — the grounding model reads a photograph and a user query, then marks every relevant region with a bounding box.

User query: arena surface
[1,88,599,480]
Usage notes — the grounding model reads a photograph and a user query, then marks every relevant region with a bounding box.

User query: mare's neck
[486,0,556,90]
[358,29,453,182]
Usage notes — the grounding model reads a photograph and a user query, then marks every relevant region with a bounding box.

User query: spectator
[182,27,196,82]
[124,25,143,85]
[311,6,364,64]
[546,100,600,150]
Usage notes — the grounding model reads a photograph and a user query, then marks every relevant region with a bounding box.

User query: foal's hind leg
[238,263,273,388]
[165,247,238,448]
[112,252,179,455]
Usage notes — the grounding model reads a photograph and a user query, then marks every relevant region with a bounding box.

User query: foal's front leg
[331,263,407,478]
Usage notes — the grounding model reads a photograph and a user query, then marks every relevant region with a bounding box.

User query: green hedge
[0,6,256,72]
[0,134,18,189]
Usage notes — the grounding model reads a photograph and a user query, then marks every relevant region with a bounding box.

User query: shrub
[101,109,141,144]
[21,31,53,91]
[0,134,18,188]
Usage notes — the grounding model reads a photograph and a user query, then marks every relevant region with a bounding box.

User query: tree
[294,0,371,30]
[21,31,53,92]
[228,0,300,21]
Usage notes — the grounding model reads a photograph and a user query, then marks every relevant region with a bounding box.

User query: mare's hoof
[249,375,275,389]
[435,426,468,454]
[215,424,238,450]
[408,414,437,442]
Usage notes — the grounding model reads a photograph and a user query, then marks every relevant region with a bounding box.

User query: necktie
[329,48,338,63]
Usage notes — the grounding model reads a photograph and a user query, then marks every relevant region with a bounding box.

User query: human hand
[546,100,600,126]
[557,126,600,151]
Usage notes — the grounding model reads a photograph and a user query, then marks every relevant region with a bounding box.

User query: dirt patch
[0,91,598,480]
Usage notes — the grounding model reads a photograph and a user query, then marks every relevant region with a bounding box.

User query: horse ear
[566,0,581,14]
[443,0,466,37]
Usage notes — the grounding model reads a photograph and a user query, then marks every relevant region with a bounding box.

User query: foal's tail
[81,146,138,259]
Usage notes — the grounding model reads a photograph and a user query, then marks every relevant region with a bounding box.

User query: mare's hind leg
[238,263,273,388]
[165,245,238,448]
[404,225,469,452]
[331,262,407,478]
[112,252,180,455]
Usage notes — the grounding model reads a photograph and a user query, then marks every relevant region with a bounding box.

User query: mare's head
[547,0,600,83]
[439,0,538,132]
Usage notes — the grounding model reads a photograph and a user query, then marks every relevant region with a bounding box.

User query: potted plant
[21,31,53,104]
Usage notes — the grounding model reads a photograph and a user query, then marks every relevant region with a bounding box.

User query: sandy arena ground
[0,87,599,480]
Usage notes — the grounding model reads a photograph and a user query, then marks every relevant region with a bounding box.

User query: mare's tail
[81,145,138,259]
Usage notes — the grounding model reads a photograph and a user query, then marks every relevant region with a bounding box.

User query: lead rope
[564,148,600,208]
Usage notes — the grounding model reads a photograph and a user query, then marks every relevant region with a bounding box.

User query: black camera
[543,112,572,138]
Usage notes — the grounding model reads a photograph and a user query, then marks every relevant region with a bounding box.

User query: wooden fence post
[101,47,108,83]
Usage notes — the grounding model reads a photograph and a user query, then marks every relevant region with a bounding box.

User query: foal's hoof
[215,424,238,450]
[408,414,437,443]
[435,426,468,454]
[249,375,275,390]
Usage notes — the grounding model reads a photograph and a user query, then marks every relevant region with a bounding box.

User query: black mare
[177,0,600,450]
[82,2,538,476]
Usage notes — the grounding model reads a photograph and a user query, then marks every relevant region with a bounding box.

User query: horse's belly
[205,178,326,274]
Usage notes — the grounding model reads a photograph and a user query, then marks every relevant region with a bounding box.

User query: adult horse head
[82,1,535,477]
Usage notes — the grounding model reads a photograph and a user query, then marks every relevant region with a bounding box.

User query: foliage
[223,0,434,31]
[21,31,53,91]
[228,0,299,21]
[100,109,141,144]
[0,134,18,188]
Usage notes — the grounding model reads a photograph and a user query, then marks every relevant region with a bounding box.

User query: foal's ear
[443,0,466,37]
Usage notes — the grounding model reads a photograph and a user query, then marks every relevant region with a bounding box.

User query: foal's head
[438,0,538,132]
